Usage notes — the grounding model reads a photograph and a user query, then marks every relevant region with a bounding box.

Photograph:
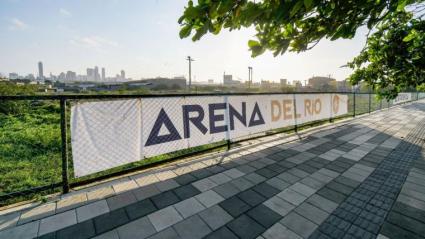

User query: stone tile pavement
[1,101,425,239]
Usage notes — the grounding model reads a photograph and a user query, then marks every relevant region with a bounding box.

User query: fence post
[329,93,333,123]
[380,99,382,110]
[60,99,70,194]
[353,92,356,117]
[368,92,372,113]
[293,94,298,133]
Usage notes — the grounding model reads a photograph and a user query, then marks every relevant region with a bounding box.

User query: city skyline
[1,0,368,83]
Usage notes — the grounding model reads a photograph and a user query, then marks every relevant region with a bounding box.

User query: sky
[0,0,369,83]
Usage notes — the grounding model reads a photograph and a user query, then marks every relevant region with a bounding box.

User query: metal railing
[0,91,423,204]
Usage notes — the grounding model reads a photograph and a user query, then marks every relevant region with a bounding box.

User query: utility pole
[186,56,194,91]
[248,66,252,89]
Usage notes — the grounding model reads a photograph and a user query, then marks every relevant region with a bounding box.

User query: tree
[178,0,424,98]
[348,11,425,98]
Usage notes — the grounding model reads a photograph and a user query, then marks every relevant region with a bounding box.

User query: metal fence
[0,91,423,204]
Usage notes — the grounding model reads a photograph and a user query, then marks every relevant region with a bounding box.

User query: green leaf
[304,0,313,11]
[290,1,304,18]
[396,0,407,11]
[248,40,260,48]
[179,25,192,38]
[403,30,416,42]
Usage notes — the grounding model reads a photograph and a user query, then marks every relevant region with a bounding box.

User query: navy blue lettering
[248,102,265,127]
[209,103,228,134]
[229,102,246,130]
[183,105,208,138]
[145,108,182,146]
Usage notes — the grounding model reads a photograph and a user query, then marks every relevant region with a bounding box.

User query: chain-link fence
[0,92,422,205]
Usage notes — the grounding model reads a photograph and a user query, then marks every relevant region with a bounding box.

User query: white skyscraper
[38,61,44,80]
[121,70,125,80]
[101,67,105,81]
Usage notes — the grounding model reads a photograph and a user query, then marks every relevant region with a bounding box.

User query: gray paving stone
[277,172,301,184]
[277,189,307,206]
[262,223,302,239]
[231,177,255,191]
[18,203,56,224]
[173,184,201,200]
[213,182,240,198]
[38,210,77,236]
[0,220,39,239]
[300,177,326,190]
[280,212,318,238]
[294,202,329,225]
[174,197,205,218]
[208,173,232,185]
[125,199,157,220]
[317,168,340,178]
[219,196,251,217]
[155,179,180,192]
[247,204,281,228]
[54,219,95,239]
[151,191,180,209]
[227,214,265,239]
[287,168,310,178]
[56,193,87,213]
[94,208,130,235]
[132,184,161,201]
[117,217,156,239]
[264,196,295,216]
[173,215,211,239]
[92,230,119,239]
[290,182,316,197]
[195,190,225,208]
[0,212,20,231]
[204,226,238,239]
[244,173,267,185]
[146,227,180,239]
[192,178,218,192]
[199,205,233,230]
[306,194,338,213]
[223,168,245,179]
[148,206,183,232]
[107,191,137,211]
[266,177,290,191]
[76,199,109,223]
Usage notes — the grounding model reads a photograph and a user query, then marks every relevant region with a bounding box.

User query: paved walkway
[1,101,425,239]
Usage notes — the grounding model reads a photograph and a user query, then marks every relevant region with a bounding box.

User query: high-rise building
[38,61,44,80]
[87,68,94,81]
[94,66,100,81]
[280,79,288,86]
[101,67,105,81]
[121,70,125,80]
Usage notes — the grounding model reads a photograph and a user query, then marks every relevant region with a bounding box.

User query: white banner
[392,93,411,105]
[71,94,348,177]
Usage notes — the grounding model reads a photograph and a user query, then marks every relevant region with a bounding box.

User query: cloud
[8,18,28,30]
[70,36,121,52]
[59,8,72,17]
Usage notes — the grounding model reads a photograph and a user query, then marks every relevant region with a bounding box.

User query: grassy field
[0,94,390,206]
[0,101,62,203]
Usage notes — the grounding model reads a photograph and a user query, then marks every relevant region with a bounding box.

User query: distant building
[293,80,303,89]
[121,70,125,80]
[66,71,77,81]
[87,68,95,81]
[208,79,214,84]
[280,79,288,86]
[38,61,44,80]
[223,73,240,85]
[308,76,336,90]
[94,66,100,81]
[129,77,186,90]
[9,73,19,80]
[101,67,105,81]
